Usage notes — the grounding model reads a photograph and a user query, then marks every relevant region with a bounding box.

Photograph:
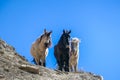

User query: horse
[54,30,71,72]
[30,29,52,67]
[69,37,80,72]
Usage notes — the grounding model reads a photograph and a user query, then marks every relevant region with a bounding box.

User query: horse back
[54,45,62,61]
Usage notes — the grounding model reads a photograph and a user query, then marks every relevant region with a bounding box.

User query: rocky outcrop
[0,39,103,80]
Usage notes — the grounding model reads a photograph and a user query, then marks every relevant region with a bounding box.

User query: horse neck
[58,39,62,45]
[35,40,46,52]
[58,35,64,44]
[39,42,47,51]
[76,44,79,49]
[57,38,64,48]
[71,44,79,53]
[70,43,79,56]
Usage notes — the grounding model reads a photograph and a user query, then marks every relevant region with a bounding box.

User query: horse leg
[31,51,39,65]
[34,57,39,65]
[57,60,61,70]
[69,64,73,72]
[37,55,41,66]
[64,60,69,72]
[64,55,69,72]
[43,59,46,67]
[39,60,41,65]
[58,55,64,71]
[56,60,60,70]
[33,58,41,65]
[58,60,63,71]
[33,58,37,65]
[74,64,77,72]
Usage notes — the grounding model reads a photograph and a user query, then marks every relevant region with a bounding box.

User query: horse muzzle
[44,43,50,48]
[66,45,70,48]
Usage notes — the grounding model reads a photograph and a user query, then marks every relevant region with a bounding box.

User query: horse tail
[32,58,37,65]
[32,58,42,65]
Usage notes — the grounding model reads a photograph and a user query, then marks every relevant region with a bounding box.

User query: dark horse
[54,30,71,72]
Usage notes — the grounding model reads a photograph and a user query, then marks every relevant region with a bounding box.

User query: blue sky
[0,0,120,80]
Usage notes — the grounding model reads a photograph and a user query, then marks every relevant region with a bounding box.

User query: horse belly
[37,49,48,60]
[69,55,78,66]
[54,45,61,60]
[30,44,37,58]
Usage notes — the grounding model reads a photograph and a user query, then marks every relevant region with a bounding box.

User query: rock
[0,74,4,78]
[0,39,103,80]
[19,64,39,74]
[0,50,4,54]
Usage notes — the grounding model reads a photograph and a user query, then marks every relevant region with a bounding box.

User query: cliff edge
[0,39,103,80]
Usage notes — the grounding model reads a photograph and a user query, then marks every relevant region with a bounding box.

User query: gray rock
[0,39,103,80]
[19,65,39,74]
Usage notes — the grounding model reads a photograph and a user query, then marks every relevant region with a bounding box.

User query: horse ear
[47,31,52,36]
[68,30,71,34]
[44,29,47,34]
[50,30,52,34]
[63,30,65,34]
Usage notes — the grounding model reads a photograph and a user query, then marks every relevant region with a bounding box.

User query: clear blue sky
[0,0,120,80]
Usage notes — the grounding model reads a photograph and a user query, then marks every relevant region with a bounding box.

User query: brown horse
[54,30,71,72]
[30,29,52,67]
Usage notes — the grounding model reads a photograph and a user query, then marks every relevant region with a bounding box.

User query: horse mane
[58,35,63,44]
[36,34,44,43]
[57,34,65,48]
[36,33,52,47]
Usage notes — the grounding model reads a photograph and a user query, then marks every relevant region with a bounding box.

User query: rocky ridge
[0,39,103,80]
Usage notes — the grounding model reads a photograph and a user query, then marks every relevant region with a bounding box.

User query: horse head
[40,29,52,48]
[61,29,71,48]
[71,37,80,54]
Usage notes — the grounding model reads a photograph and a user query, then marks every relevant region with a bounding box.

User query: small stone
[0,74,4,78]
[19,64,39,74]
[0,50,4,54]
